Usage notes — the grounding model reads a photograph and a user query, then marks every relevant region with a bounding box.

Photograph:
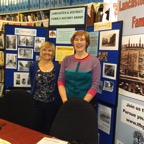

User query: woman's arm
[84,93,93,102]
[58,85,68,103]
[84,57,101,101]
[58,57,68,103]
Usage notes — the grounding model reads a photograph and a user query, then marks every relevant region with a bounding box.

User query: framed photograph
[36,55,40,61]
[5,53,17,69]
[0,83,4,97]
[98,52,108,61]
[18,35,33,47]
[103,63,117,80]
[0,51,4,66]
[14,72,31,87]
[97,81,103,94]
[99,30,119,50]
[18,48,33,59]
[0,68,4,82]
[49,30,56,38]
[34,36,45,52]
[6,34,17,50]
[0,32,4,49]
[18,60,33,71]
[103,80,114,92]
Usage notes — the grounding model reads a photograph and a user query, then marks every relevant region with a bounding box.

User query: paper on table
[0,138,11,144]
[37,137,68,144]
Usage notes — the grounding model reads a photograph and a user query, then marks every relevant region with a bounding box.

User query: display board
[87,21,123,144]
[4,25,48,89]
[87,21,123,106]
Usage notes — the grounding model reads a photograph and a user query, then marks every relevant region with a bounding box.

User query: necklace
[39,61,53,72]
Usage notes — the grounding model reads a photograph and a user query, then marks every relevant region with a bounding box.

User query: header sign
[49,7,86,27]
[118,0,144,36]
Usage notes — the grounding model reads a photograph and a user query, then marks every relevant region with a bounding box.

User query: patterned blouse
[33,67,56,103]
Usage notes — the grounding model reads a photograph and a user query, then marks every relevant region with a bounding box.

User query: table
[0,119,51,144]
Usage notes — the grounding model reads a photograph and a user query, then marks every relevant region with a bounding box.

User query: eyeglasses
[74,38,85,42]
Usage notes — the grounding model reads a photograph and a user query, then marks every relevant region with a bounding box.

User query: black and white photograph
[14,72,31,87]
[98,52,108,61]
[34,36,45,52]
[18,35,33,47]
[97,81,103,94]
[103,63,117,80]
[5,53,17,69]
[119,34,144,101]
[18,48,33,59]
[0,69,4,82]
[0,83,4,97]
[98,104,111,134]
[6,35,17,50]
[18,60,33,71]
[103,80,114,92]
[99,30,119,50]
[0,51,4,66]
[36,55,40,61]
[0,32,4,49]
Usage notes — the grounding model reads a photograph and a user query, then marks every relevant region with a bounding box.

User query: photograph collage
[97,29,120,94]
[5,29,45,87]
[0,30,4,96]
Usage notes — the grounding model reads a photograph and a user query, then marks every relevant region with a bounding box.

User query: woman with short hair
[58,30,101,103]
[29,41,60,134]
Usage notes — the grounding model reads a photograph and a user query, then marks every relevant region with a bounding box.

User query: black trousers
[34,100,57,134]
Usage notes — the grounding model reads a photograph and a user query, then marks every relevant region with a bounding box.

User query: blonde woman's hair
[40,41,55,59]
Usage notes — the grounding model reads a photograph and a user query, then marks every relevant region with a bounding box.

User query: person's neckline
[74,53,89,60]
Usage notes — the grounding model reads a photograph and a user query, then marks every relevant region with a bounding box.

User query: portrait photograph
[5,53,17,69]
[6,35,17,50]
[99,30,119,50]
[18,48,33,59]
[103,80,114,92]
[103,63,117,80]
[18,60,33,71]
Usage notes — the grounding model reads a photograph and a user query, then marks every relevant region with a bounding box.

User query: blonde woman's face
[40,47,53,60]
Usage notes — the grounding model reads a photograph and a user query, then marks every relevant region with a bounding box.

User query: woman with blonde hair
[29,41,61,134]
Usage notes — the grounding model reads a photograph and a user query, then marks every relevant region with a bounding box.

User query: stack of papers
[37,137,68,144]
[0,138,11,144]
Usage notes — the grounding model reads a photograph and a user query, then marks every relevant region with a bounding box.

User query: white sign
[56,28,75,44]
[49,7,86,26]
[15,28,37,36]
[121,99,144,132]
[118,0,144,36]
